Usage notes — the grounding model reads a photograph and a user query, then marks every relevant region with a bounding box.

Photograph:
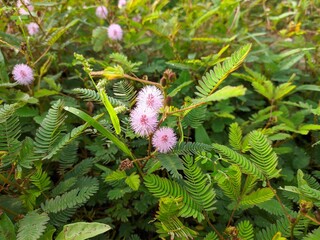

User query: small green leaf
[105,170,127,182]
[299,124,320,132]
[240,188,275,207]
[279,53,305,71]
[38,225,56,240]
[64,106,132,158]
[34,89,58,98]
[195,126,211,144]
[125,172,141,191]
[103,65,124,80]
[92,27,108,52]
[192,85,246,105]
[0,50,9,83]
[55,222,111,240]
[98,89,121,134]
[157,154,184,179]
[0,213,16,240]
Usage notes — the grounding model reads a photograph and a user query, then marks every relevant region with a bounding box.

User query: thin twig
[204,212,225,240]
[267,180,291,222]
[302,213,320,225]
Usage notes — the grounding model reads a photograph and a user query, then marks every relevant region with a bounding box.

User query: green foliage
[1,0,320,238]
[156,154,184,179]
[30,169,52,192]
[182,105,207,129]
[41,177,99,214]
[0,115,21,167]
[55,222,111,240]
[237,220,254,240]
[212,143,264,180]
[109,53,142,73]
[303,227,320,240]
[144,155,215,222]
[34,100,66,159]
[173,142,213,155]
[229,122,243,151]
[195,44,251,98]
[17,211,49,240]
[154,197,198,239]
[113,80,137,105]
[248,130,280,179]
[0,213,16,240]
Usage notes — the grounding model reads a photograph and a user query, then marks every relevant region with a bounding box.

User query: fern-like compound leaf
[229,122,242,151]
[195,44,251,98]
[182,105,207,129]
[203,232,219,240]
[30,169,52,192]
[303,227,320,240]
[154,197,198,239]
[109,53,142,73]
[237,220,254,240]
[0,103,22,123]
[157,154,184,179]
[255,216,305,240]
[17,211,49,240]
[239,188,275,208]
[212,143,264,180]
[215,165,241,201]
[183,156,216,211]
[113,80,136,106]
[34,100,66,159]
[248,130,279,179]
[144,174,203,221]
[173,142,213,155]
[41,177,99,213]
[0,115,21,167]
[72,88,101,102]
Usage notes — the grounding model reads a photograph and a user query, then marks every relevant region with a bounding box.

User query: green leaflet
[192,85,246,105]
[239,188,275,207]
[125,172,141,191]
[56,222,111,240]
[0,213,16,240]
[154,197,198,239]
[17,211,49,240]
[98,88,121,134]
[64,106,133,158]
[195,44,251,98]
[248,131,280,179]
[237,220,254,240]
[144,156,216,222]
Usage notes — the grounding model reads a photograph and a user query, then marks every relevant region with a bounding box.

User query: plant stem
[267,180,291,222]
[204,212,225,240]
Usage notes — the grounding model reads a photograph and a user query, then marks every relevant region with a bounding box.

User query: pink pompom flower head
[27,22,39,35]
[130,107,158,137]
[12,64,34,85]
[136,85,164,112]
[17,0,34,15]
[107,23,123,41]
[118,0,127,9]
[95,6,108,19]
[152,127,177,153]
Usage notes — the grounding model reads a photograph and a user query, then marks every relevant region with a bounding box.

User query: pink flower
[132,15,141,23]
[27,22,39,35]
[136,85,164,111]
[118,0,126,8]
[17,0,34,15]
[152,127,177,153]
[95,6,108,19]
[12,64,34,85]
[107,23,123,41]
[130,107,158,137]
